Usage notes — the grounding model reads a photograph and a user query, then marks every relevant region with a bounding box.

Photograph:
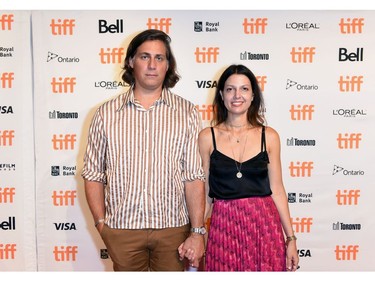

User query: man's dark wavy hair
[121,29,180,88]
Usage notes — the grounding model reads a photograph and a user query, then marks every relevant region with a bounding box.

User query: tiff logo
[0,187,15,203]
[338,76,363,92]
[195,47,219,63]
[99,48,124,64]
[289,161,313,177]
[0,14,14,30]
[336,189,360,205]
[50,19,75,35]
[0,244,16,259]
[52,190,77,206]
[290,47,316,63]
[339,18,364,34]
[291,217,313,233]
[196,104,214,121]
[256,76,267,92]
[337,133,362,149]
[0,130,15,146]
[335,245,359,260]
[51,77,76,93]
[53,246,78,261]
[1,72,14,88]
[146,18,172,34]
[243,18,267,34]
[289,104,314,120]
[52,134,77,150]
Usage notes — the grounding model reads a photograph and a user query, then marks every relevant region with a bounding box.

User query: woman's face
[220,73,253,115]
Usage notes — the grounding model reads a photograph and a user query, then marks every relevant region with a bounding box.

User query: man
[81,29,206,271]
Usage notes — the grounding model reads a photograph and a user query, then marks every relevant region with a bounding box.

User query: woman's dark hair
[212,64,265,127]
[121,29,180,88]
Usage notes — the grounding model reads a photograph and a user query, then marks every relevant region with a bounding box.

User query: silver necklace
[226,123,247,143]
[227,132,248,179]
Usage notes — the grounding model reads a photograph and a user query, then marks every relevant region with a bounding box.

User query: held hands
[178,233,205,268]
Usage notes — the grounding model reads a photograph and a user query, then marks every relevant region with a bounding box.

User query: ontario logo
[47,51,80,63]
[332,165,364,176]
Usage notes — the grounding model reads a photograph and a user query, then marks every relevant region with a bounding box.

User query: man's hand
[178,234,205,268]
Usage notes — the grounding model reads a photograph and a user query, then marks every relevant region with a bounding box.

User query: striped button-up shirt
[81,88,205,229]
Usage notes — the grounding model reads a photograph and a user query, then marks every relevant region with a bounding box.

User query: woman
[199,64,299,271]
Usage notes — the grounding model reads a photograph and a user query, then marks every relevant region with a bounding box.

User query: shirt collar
[117,86,175,111]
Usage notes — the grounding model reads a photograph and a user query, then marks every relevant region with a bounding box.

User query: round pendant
[236,172,242,178]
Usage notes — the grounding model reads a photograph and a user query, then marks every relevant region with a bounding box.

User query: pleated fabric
[205,196,286,271]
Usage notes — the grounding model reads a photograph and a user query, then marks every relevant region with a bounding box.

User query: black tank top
[208,126,272,200]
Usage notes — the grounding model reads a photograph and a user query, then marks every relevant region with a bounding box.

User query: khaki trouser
[101,224,190,271]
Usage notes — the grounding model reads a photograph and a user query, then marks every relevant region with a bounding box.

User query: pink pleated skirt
[205,196,286,271]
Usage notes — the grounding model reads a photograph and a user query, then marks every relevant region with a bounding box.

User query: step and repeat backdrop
[1,10,375,271]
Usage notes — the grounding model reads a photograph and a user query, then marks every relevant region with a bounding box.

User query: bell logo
[0,244,16,259]
[53,245,78,261]
[290,47,316,63]
[335,245,359,260]
[338,75,363,92]
[98,19,123,33]
[336,189,360,205]
[146,18,172,34]
[339,18,364,34]
[1,72,14,88]
[99,48,125,64]
[243,18,268,34]
[337,133,362,149]
[338,48,363,62]
[194,47,220,63]
[291,217,313,233]
[0,14,14,30]
[0,216,16,230]
[50,19,75,35]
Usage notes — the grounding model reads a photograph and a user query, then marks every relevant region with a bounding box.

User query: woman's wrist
[285,235,297,243]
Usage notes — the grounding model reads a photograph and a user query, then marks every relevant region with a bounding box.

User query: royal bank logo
[51,165,76,176]
[0,47,14,58]
[288,192,313,203]
[194,21,220,32]
[47,51,80,63]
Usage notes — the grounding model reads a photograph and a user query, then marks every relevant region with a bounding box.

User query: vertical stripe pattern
[82,88,204,229]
